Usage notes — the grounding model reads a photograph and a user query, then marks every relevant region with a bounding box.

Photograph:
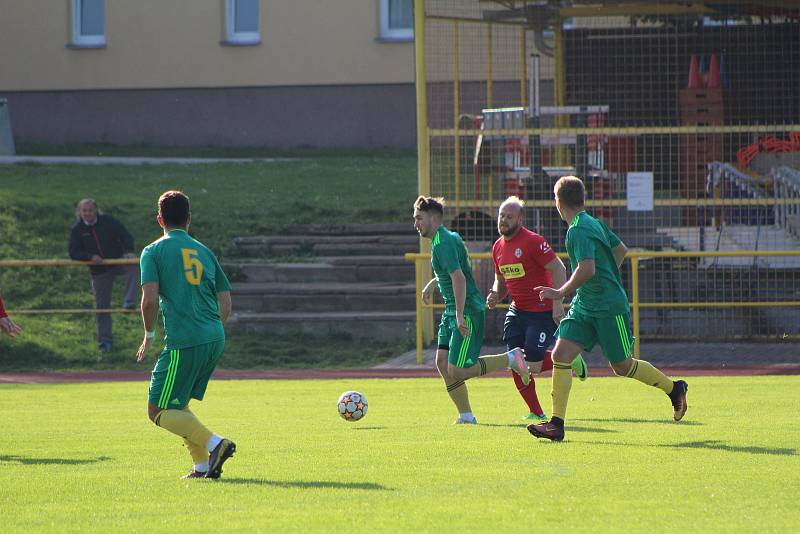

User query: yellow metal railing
[405,250,800,365]
[0,258,139,315]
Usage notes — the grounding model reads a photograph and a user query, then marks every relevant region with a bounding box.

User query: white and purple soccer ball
[337,391,368,422]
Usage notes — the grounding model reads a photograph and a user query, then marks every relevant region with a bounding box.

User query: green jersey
[565,211,629,316]
[140,229,232,349]
[431,225,484,316]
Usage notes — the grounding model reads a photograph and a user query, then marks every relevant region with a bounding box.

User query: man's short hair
[554,176,585,208]
[500,196,525,211]
[414,196,445,216]
[75,198,98,217]
[158,191,191,227]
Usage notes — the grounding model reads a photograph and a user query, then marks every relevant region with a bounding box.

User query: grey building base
[1,83,416,148]
[0,98,15,155]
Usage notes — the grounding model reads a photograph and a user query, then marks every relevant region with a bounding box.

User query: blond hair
[414,196,446,216]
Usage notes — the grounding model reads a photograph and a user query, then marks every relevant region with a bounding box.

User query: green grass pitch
[1,376,798,532]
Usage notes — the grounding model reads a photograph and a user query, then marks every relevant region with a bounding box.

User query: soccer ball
[337,391,368,422]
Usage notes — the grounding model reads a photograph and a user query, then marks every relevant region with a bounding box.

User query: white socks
[206,433,223,453]
[459,412,474,421]
[195,461,209,473]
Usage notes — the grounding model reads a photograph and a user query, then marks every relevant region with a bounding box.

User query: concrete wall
[2,83,417,148]
[0,0,418,147]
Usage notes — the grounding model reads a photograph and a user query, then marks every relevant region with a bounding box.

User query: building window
[224,0,260,46]
[379,0,413,42]
[70,0,106,48]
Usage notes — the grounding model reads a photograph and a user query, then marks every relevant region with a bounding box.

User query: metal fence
[412,0,800,358]
[406,250,800,364]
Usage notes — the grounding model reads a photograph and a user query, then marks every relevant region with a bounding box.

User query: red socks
[512,370,544,416]
[540,350,554,373]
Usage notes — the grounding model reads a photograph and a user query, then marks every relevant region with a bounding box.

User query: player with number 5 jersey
[136,190,236,479]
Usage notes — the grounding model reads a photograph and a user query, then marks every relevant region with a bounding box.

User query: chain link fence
[414,1,800,362]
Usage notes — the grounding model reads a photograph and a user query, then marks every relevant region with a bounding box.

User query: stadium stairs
[223,224,417,341]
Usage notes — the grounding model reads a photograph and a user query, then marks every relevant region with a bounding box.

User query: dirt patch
[1,364,798,385]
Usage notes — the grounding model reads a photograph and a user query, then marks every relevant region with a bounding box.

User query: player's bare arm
[535,259,595,302]
[449,269,469,336]
[0,291,22,337]
[544,257,568,321]
[612,241,628,269]
[136,282,160,362]
[421,278,438,304]
[217,291,232,324]
[486,273,508,310]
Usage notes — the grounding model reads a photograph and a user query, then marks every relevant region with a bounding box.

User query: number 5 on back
[181,248,204,285]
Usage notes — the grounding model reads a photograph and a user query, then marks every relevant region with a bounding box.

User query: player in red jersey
[487,197,587,421]
[0,289,22,337]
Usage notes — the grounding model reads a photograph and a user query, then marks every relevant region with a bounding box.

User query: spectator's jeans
[90,265,140,345]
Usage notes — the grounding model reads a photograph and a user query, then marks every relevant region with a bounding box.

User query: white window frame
[70,0,106,48]
[379,0,413,42]
[224,0,261,46]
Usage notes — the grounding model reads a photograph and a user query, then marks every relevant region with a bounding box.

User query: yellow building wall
[0,0,415,91]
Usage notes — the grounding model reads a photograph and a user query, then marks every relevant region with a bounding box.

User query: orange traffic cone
[687,54,704,89]
[707,53,721,89]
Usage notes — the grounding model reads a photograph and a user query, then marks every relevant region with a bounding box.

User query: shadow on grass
[349,426,388,431]
[0,455,112,465]
[573,417,704,427]
[569,440,795,456]
[219,478,393,490]
[482,423,618,433]
[664,440,796,456]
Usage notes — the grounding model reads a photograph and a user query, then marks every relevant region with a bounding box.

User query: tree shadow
[482,423,618,433]
[218,478,393,490]
[568,440,795,457]
[662,440,796,456]
[0,455,112,465]
[573,417,704,427]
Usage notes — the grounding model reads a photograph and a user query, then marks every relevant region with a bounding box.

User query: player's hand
[551,301,565,323]
[534,285,563,302]
[456,315,470,337]
[89,255,103,264]
[0,317,22,337]
[421,282,435,304]
[136,334,153,363]
[486,290,499,310]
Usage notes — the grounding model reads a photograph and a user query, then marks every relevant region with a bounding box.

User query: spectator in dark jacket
[69,199,140,354]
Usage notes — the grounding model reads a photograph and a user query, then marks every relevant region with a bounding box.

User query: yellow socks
[626,359,673,394]
[445,380,472,413]
[551,362,573,421]
[477,353,509,376]
[183,438,209,465]
[154,408,213,449]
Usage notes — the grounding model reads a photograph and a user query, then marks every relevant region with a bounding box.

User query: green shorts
[556,308,634,364]
[148,339,225,410]
[437,311,485,368]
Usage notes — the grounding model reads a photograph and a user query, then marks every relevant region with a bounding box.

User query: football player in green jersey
[137,191,236,478]
[413,196,530,424]
[528,177,688,442]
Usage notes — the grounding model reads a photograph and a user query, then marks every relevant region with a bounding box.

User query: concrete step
[227,311,415,341]
[225,256,413,284]
[278,223,413,236]
[233,234,419,257]
[230,282,415,313]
